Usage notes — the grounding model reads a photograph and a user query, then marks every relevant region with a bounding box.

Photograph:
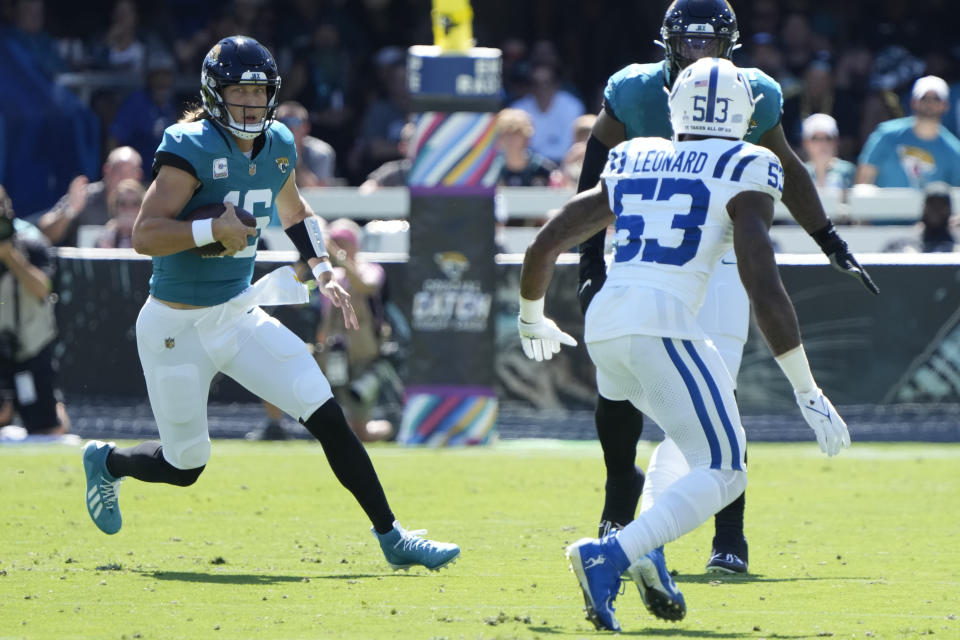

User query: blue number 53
[612,177,711,266]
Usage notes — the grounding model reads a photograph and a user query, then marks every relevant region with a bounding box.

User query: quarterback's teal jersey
[604,62,784,145]
[149,119,297,306]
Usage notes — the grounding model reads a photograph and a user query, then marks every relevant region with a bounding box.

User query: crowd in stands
[2,0,959,235]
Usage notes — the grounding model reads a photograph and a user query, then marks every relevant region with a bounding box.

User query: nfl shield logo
[249,163,257,176]
[164,337,175,349]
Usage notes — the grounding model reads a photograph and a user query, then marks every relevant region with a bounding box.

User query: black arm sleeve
[576,134,611,263]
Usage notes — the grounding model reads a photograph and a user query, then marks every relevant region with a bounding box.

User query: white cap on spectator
[802,113,839,139]
[911,75,949,101]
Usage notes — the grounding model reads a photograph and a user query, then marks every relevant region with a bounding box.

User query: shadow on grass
[134,569,419,584]
[526,624,820,638]
[676,573,862,585]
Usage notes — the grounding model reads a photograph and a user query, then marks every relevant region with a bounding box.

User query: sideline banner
[396,38,503,445]
[52,254,960,417]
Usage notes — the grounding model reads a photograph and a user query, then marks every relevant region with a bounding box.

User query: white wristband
[774,345,817,393]
[191,219,215,247]
[519,296,544,323]
[312,260,333,280]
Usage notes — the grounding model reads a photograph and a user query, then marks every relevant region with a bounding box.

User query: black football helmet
[200,36,281,140]
[659,0,739,86]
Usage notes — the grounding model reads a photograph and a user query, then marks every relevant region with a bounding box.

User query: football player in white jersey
[517,58,850,632]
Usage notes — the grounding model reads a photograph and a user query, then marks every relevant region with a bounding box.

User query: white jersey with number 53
[585,136,783,345]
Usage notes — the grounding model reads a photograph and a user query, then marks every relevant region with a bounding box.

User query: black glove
[578,248,607,315]
[810,222,879,295]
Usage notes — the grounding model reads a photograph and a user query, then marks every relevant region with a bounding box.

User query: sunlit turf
[1,440,958,639]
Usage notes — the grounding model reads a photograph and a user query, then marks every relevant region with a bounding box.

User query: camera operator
[315,219,401,442]
[0,185,68,436]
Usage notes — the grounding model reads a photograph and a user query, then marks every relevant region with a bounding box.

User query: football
[184,203,257,256]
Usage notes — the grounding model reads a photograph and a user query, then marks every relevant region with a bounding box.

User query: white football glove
[795,388,851,456]
[517,316,577,361]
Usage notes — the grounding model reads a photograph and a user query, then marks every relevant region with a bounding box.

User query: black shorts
[0,344,62,434]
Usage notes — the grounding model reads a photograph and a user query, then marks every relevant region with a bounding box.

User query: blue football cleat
[566,535,630,632]
[83,440,123,535]
[373,522,460,571]
[625,546,686,621]
[706,536,749,574]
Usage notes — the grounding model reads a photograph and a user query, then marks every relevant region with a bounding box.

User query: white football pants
[587,333,748,561]
[136,289,331,470]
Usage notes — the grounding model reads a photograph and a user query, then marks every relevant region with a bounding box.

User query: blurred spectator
[106,50,178,176]
[316,219,398,442]
[747,0,780,37]
[89,0,146,73]
[500,38,530,104]
[36,146,143,247]
[509,63,585,164]
[495,108,558,188]
[802,114,856,190]
[858,45,921,148]
[557,114,597,188]
[747,33,803,144]
[276,101,337,187]
[779,13,816,78]
[856,75,960,188]
[358,121,414,194]
[793,58,835,140]
[288,22,354,128]
[832,44,875,160]
[0,185,69,437]
[4,0,65,79]
[96,178,143,248]
[882,182,957,253]
[348,50,409,182]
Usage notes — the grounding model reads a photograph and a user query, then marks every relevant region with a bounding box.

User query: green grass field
[1,440,958,639]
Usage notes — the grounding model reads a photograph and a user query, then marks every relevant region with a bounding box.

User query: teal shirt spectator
[804,158,856,190]
[150,119,297,306]
[604,62,784,144]
[857,117,960,188]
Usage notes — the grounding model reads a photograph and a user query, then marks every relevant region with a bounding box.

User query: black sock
[714,445,748,547]
[713,490,746,552]
[106,441,204,487]
[595,396,645,525]
[302,399,395,534]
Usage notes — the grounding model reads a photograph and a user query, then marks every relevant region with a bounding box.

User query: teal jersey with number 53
[149,119,297,306]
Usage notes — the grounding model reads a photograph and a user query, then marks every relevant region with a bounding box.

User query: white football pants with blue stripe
[587,335,747,561]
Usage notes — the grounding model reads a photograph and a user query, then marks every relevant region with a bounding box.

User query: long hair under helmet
[200,36,281,140]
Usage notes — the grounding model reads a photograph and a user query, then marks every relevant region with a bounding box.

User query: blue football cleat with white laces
[83,440,123,535]
[373,522,460,570]
[625,546,686,621]
[566,535,630,632]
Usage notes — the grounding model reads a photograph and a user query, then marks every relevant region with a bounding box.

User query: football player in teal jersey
[572,0,877,575]
[81,37,460,572]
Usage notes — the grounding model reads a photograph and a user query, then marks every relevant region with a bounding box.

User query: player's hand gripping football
[811,223,879,295]
[317,274,359,331]
[213,202,258,256]
[794,388,851,456]
[517,316,577,362]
